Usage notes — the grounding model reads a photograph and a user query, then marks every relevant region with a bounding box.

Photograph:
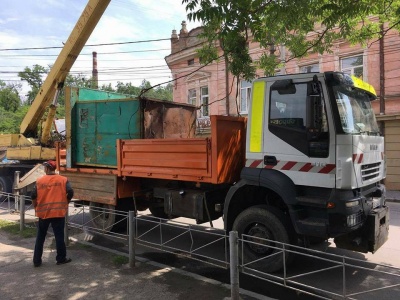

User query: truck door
[257,75,336,188]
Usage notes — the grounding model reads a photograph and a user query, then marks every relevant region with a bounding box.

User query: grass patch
[112,255,129,266]
[0,219,36,238]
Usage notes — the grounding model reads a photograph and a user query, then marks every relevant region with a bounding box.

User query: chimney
[92,51,98,89]
[171,29,179,54]
[180,21,188,36]
[179,21,189,48]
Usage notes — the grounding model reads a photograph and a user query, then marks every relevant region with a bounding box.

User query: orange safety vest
[35,174,68,219]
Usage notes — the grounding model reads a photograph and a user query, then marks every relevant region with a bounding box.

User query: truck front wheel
[232,206,294,273]
[89,202,116,231]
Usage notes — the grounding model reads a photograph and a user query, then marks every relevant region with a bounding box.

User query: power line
[0,38,171,52]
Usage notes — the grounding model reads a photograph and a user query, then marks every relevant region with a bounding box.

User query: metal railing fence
[3,191,400,300]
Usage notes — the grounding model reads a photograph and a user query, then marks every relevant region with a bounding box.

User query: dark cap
[43,160,56,170]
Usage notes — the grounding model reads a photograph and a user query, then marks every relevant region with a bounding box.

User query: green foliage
[0,104,29,134]
[0,80,21,112]
[18,64,49,104]
[0,219,37,238]
[183,0,400,78]
[106,80,173,101]
[111,255,129,266]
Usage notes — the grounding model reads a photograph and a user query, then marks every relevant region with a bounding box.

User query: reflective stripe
[246,159,336,174]
[352,153,364,164]
[249,81,265,153]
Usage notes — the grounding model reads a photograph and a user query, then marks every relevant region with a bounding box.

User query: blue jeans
[33,217,67,264]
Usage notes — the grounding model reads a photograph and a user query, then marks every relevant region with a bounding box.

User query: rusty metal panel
[143,99,196,139]
[210,115,246,183]
[60,171,117,205]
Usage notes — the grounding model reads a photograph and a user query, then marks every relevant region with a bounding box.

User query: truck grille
[361,162,381,182]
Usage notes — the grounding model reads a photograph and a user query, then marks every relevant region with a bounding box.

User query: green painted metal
[77,88,134,101]
[71,88,142,167]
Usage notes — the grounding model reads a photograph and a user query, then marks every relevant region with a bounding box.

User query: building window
[200,86,209,116]
[188,58,195,66]
[188,88,196,106]
[240,80,251,113]
[300,64,319,73]
[341,55,363,78]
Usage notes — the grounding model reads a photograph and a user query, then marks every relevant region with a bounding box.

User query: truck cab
[225,72,388,270]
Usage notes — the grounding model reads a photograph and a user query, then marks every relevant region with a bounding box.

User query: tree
[18,65,49,104]
[0,105,29,134]
[114,80,173,101]
[183,0,400,79]
[0,80,21,112]
[138,79,173,100]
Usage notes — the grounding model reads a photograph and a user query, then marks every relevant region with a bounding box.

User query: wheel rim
[246,223,274,255]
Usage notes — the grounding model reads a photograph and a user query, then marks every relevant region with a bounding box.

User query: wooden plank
[386,159,400,167]
[387,166,400,175]
[385,121,400,128]
[60,171,117,204]
[385,143,400,151]
[384,127,400,135]
[385,151,400,159]
[385,182,400,190]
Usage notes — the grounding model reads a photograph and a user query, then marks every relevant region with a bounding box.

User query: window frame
[240,80,252,114]
[188,88,196,106]
[300,63,320,73]
[340,54,364,79]
[200,86,209,117]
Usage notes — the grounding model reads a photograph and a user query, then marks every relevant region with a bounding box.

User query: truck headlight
[345,200,360,208]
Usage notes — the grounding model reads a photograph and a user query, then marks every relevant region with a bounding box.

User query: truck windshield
[333,85,380,135]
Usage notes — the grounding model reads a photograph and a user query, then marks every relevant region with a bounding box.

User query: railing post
[342,256,346,298]
[19,195,25,232]
[229,231,240,300]
[64,207,69,246]
[129,210,136,268]
[13,171,20,211]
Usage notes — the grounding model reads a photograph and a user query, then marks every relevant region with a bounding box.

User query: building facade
[165,21,400,189]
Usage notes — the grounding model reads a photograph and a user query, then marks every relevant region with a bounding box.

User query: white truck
[58,71,389,272]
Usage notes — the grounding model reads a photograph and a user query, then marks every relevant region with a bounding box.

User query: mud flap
[334,206,389,253]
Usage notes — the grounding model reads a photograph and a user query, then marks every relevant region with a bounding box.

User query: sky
[0,0,199,99]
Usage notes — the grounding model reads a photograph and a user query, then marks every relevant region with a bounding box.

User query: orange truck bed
[118,115,246,184]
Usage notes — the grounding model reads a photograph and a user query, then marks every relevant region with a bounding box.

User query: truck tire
[0,177,13,201]
[89,202,116,231]
[232,206,295,273]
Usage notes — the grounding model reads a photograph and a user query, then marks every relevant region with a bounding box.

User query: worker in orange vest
[32,160,74,267]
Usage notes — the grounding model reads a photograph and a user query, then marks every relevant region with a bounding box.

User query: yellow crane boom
[23,0,111,140]
[0,0,111,160]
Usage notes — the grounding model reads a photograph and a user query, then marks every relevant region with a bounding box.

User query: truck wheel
[232,206,295,273]
[0,177,13,201]
[89,202,116,231]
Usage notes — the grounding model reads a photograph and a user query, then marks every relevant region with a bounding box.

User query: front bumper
[334,206,389,253]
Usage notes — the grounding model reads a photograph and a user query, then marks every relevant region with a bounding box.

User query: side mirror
[306,76,323,138]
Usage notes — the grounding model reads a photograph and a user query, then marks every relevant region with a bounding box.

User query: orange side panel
[118,115,246,184]
[119,138,212,182]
